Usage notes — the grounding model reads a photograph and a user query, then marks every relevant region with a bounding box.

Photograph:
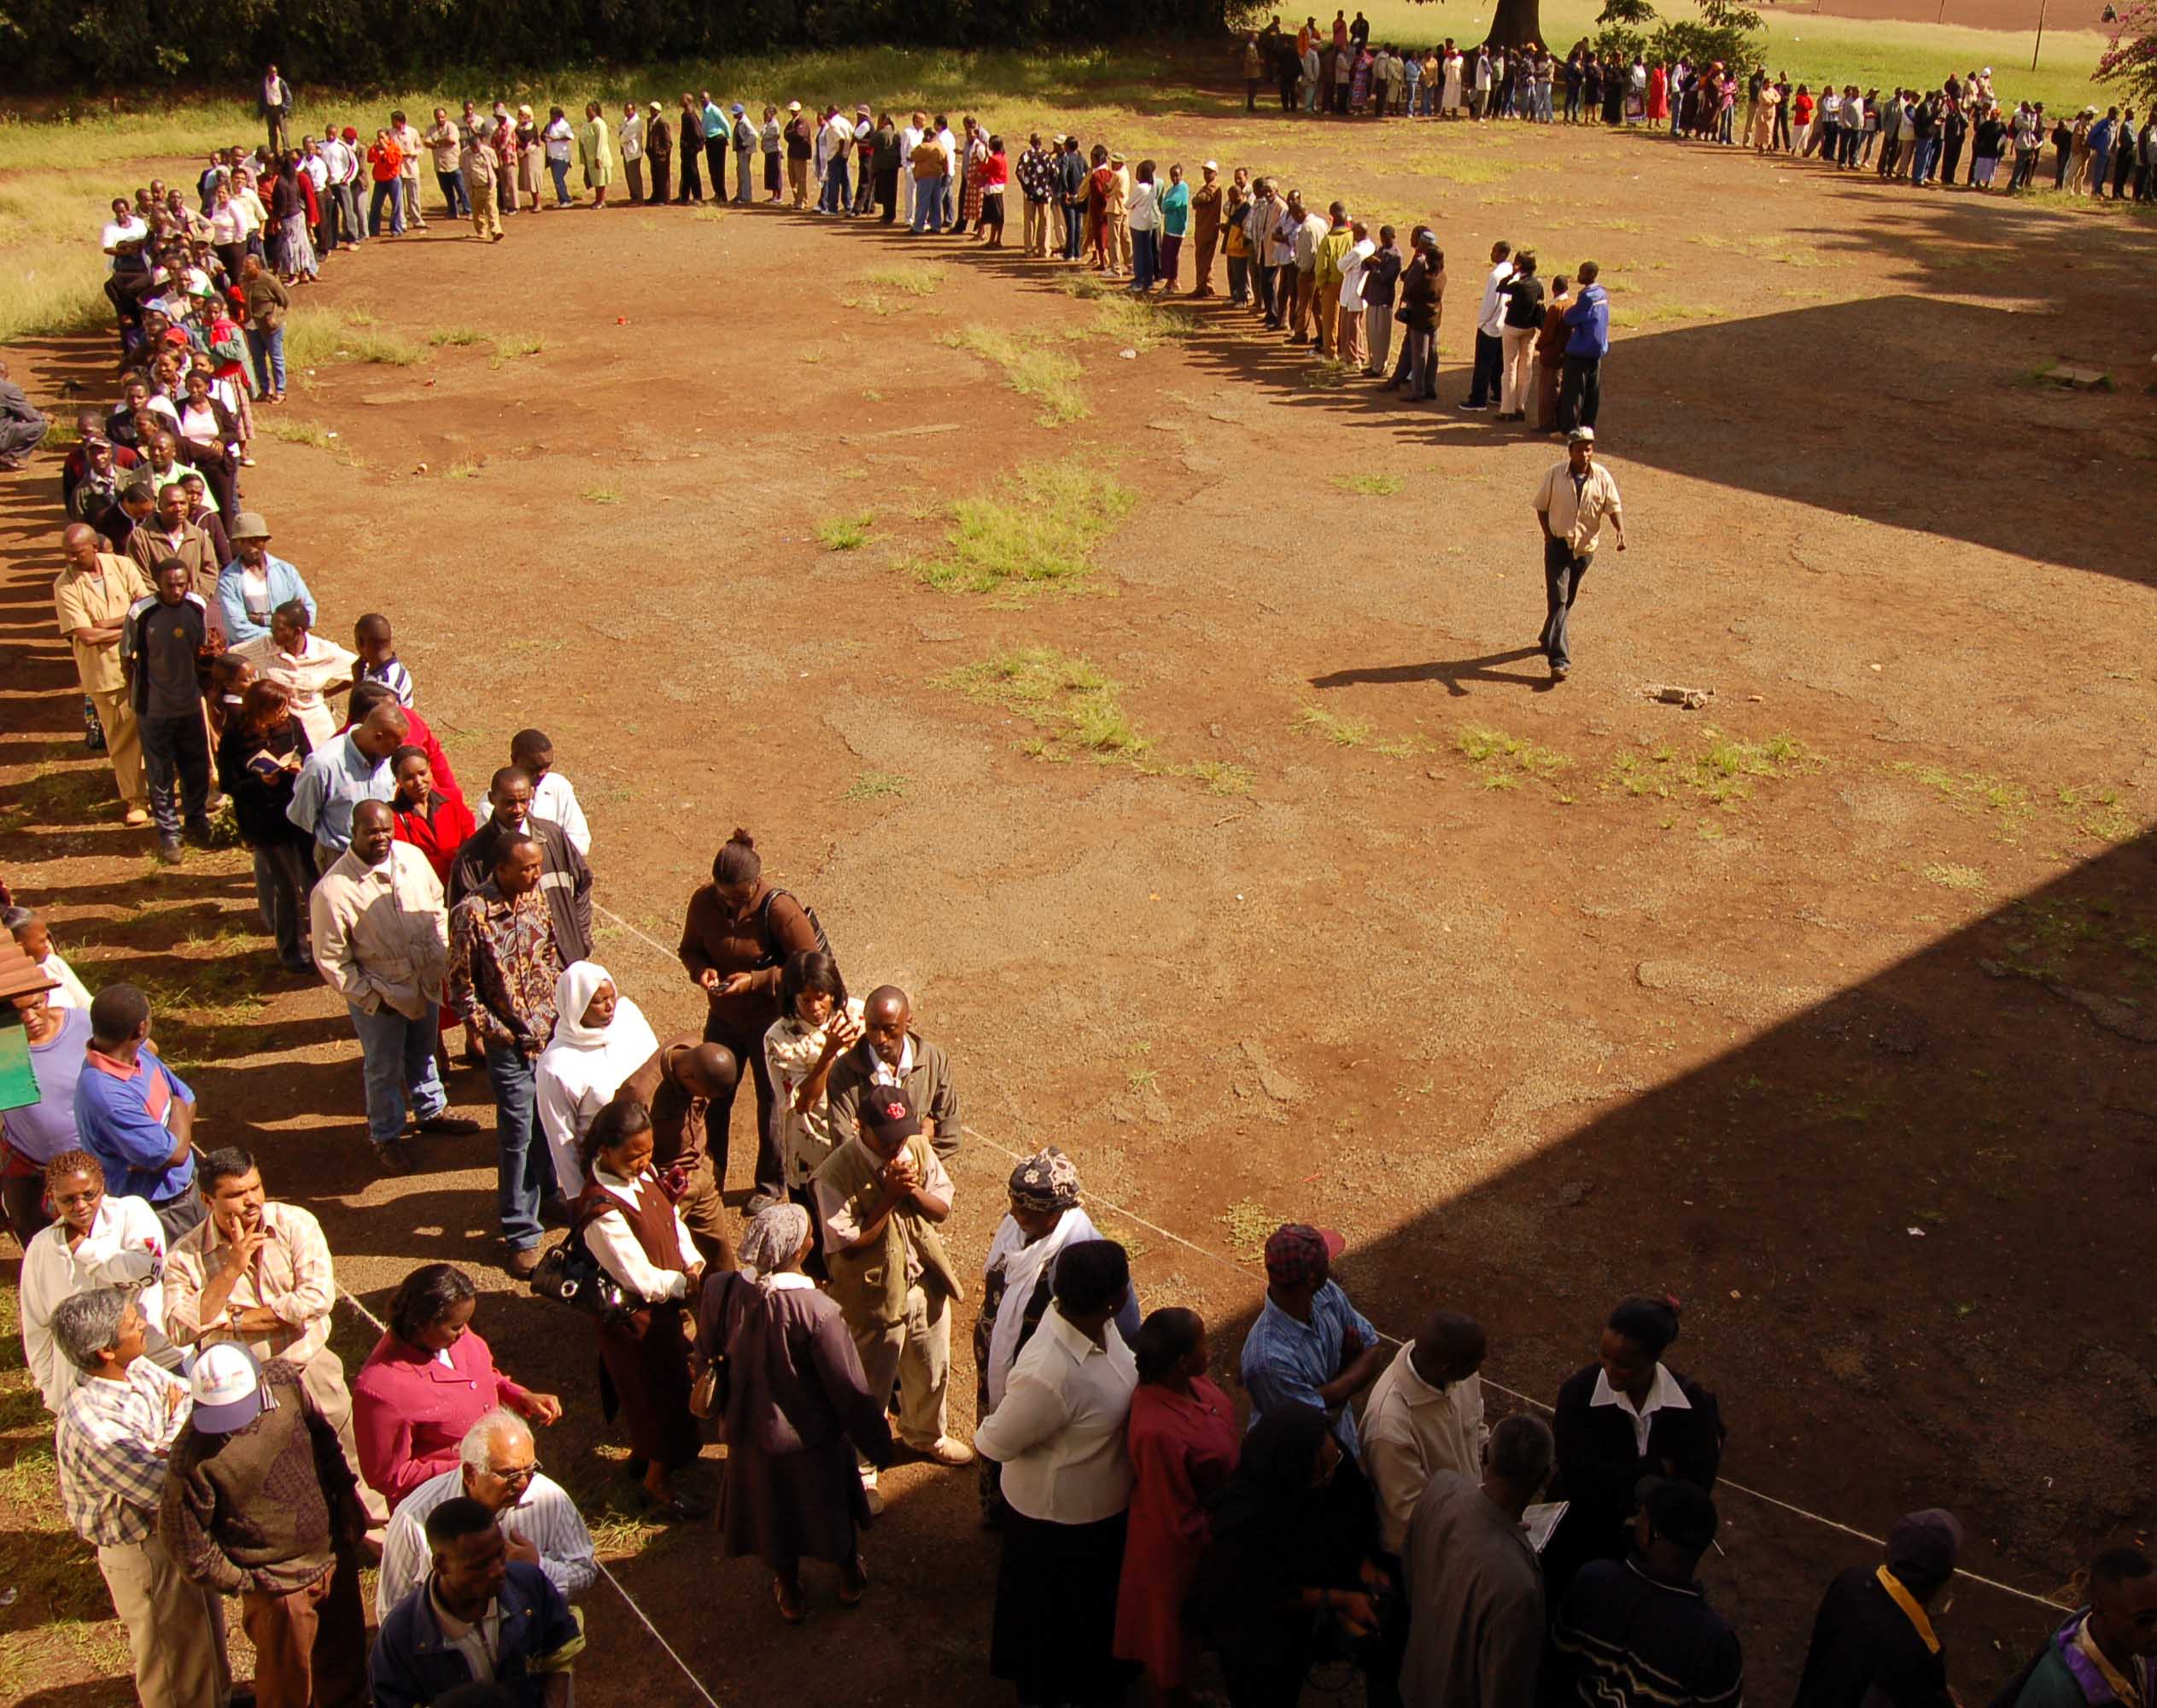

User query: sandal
[774,1575,805,1623]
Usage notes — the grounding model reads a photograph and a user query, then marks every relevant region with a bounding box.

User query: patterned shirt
[376,1465,597,1619]
[1015,146,1057,202]
[57,1360,191,1547]
[448,882,564,1050]
[164,1200,337,1366]
[1240,1280,1379,1456]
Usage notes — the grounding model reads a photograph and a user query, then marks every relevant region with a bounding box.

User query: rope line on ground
[335,1287,728,1706]
[593,899,2067,1611]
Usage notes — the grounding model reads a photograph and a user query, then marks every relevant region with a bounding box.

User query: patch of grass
[938,646,1149,764]
[1081,291,1196,354]
[1294,705,1373,747]
[1924,862,1989,892]
[914,462,1132,599]
[581,486,623,505]
[1332,472,1404,496]
[1686,731,1809,807]
[426,325,485,346]
[1606,752,1674,798]
[492,332,545,361]
[441,458,484,480]
[816,512,874,552]
[268,419,337,449]
[860,262,947,295]
[1179,758,1256,797]
[944,325,1088,424]
[1458,724,1570,785]
[1889,761,2032,822]
[1219,1198,1280,1259]
[842,769,909,801]
[2056,785,2137,842]
[695,207,729,223]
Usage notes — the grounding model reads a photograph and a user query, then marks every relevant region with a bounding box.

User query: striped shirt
[376,1465,598,1620]
[56,1360,191,1547]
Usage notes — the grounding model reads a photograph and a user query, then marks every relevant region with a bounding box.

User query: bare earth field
[3,102,2156,1707]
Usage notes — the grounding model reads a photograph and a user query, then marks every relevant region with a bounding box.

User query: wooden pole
[2032,0,2047,69]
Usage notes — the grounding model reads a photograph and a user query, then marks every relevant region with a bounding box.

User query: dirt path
[4,111,2155,1706]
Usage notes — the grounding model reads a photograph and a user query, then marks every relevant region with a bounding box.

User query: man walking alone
[1531,428,1625,681]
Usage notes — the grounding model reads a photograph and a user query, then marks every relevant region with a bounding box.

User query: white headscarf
[534,961,659,1196]
[981,1202,1103,1413]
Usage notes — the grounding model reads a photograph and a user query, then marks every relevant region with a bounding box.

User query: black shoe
[182,816,214,848]
[155,834,183,865]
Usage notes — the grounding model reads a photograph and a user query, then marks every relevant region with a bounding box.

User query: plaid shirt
[56,1360,190,1547]
[448,881,564,1050]
[164,1200,337,1366]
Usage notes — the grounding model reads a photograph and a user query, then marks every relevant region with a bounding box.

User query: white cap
[1203,160,1219,171]
[1567,425,1596,444]
[187,1342,269,1433]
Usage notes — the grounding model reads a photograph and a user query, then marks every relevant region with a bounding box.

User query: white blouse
[584,1169,697,1302]
[21,1196,170,1413]
[973,1303,1136,1524]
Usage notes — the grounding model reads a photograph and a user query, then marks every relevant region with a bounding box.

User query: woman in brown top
[576,1098,706,1518]
[1535,274,1571,434]
[675,829,821,1214]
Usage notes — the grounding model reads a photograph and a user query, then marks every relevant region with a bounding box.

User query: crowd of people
[2,31,2150,1708]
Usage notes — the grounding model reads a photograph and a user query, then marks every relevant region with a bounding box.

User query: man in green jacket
[2008,1549,2157,1708]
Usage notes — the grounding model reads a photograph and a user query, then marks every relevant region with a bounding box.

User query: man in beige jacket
[55,522,152,825]
[310,798,476,1173]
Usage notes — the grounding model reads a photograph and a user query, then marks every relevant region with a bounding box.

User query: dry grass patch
[945,325,1087,424]
[939,646,1149,763]
[815,512,875,551]
[914,462,1132,600]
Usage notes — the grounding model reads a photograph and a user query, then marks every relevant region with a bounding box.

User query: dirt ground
[4,95,2157,1708]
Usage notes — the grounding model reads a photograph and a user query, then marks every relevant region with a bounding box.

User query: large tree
[2096,0,2157,101]
[1482,0,1549,50]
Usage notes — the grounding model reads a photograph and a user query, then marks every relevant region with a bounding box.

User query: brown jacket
[675,884,818,1041]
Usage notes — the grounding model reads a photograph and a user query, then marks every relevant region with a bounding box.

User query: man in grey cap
[1792,1508,1962,1707]
[1530,426,1625,681]
[730,102,757,205]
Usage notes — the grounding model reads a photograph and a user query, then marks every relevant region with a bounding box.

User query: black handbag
[528,1232,627,1319]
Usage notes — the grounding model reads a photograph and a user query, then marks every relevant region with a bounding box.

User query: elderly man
[813,1085,972,1505]
[55,523,152,826]
[371,1495,583,1708]
[311,798,476,1174]
[617,1035,740,1267]
[1400,1413,1554,1708]
[462,119,503,242]
[0,356,49,470]
[53,1288,231,1708]
[126,478,221,631]
[1363,1307,1490,1557]
[213,511,314,646]
[73,983,203,1242]
[826,985,962,1162]
[1532,426,1626,681]
[235,599,357,749]
[376,1407,596,1619]
[448,766,593,964]
[449,834,570,1278]
[164,1342,370,1708]
[121,557,213,863]
[1242,1222,1385,1454]
[289,698,407,871]
[1794,1508,1964,1708]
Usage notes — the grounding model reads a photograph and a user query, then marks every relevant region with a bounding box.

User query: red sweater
[351,1326,533,1508]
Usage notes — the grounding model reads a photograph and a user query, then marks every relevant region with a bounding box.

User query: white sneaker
[913,1436,975,1466]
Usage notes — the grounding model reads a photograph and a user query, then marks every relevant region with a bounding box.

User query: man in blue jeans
[311,799,479,1176]
[1557,259,1610,435]
[1532,427,1627,682]
[448,834,568,1278]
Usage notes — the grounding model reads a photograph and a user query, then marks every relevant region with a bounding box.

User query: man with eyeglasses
[374,1407,595,1618]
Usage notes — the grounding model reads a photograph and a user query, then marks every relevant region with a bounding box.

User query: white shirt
[584,1168,698,1301]
[1589,1361,1692,1456]
[972,1304,1136,1524]
[432,1586,505,1683]
[619,113,645,160]
[21,1196,171,1413]
[40,951,93,1010]
[528,770,590,857]
[102,216,149,259]
[1360,1347,1488,1553]
[1340,236,1376,308]
[1127,180,1160,232]
[377,1465,598,1620]
[1477,260,1511,337]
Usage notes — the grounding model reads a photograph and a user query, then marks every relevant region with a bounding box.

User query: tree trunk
[1482,0,1547,50]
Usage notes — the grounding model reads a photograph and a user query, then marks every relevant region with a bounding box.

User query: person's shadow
[1309,645,1551,698]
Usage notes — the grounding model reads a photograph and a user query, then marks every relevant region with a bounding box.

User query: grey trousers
[849,1281,951,1483]
[1363,303,1394,376]
[1540,538,1593,669]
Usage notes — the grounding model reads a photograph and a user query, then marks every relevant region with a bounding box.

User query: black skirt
[991,1506,1133,1706]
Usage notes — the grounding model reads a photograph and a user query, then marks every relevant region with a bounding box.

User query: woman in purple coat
[700,1203,893,1623]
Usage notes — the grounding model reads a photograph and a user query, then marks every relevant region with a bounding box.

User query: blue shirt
[213,552,317,646]
[72,1048,196,1202]
[287,731,394,853]
[1563,282,1610,359]
[702,102,727,144]
[1241,1280,1378,1455]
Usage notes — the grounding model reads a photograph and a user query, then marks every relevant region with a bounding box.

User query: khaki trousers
[1111,214,1131,270]
[89,685,147,807]
[98,1530,231,1708]
[1022,198,1049,254]
[1501,325,1537,413]
[298,1351,389,1524]
[400,176,426,228]
[788,157,810,206]
[1291,269,1318,338]
[1193,227,1219,292]
[1336,301,1364,367]
[850,1281,950,1483]
[471,190,500,240]
[242,1557,367,1708]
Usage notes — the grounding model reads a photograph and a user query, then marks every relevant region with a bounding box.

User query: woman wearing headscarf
[1114,1308,1240,1700]
[1543,1294,1724,1599]
[536,961,659,1196]
[676,828,822,1213]
[576,1097,707,1519]
[514,106,544,212]
[702,1203,892,1623]
[976,1239,1139,1708]
[974,1147,1140,1521]
[1188,1405,1388,1707]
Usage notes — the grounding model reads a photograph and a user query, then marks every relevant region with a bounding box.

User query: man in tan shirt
[1532,426,1626,681]
[56,523,152,824]
[126,481,222,639]
[310,798,476,1174]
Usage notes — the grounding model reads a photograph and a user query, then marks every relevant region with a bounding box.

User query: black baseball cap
[859,1085,921,1141]
[1637,1476,1719,1553]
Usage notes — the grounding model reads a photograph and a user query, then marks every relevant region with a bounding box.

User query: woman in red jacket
[352,1261,561,1509]
[389,744,477,1057]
